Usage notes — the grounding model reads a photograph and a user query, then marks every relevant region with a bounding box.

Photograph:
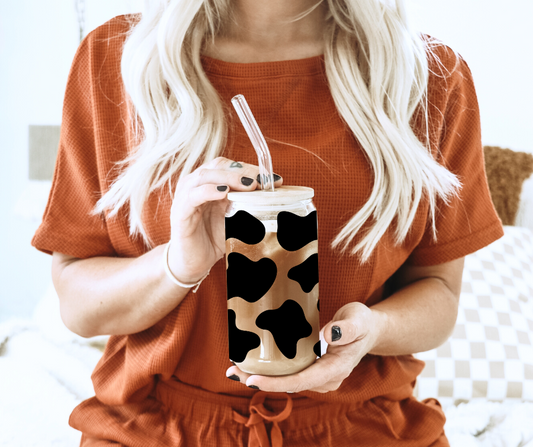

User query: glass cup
[225,186,320,376]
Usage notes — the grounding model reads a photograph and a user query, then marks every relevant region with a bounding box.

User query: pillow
[414,226,533,407]
[516,174,533,232]
[483,146,533,225]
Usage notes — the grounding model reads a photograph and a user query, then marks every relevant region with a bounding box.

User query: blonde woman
[33,0,503,445]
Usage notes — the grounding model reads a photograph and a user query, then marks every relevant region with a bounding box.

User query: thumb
[323,319,360,346]
[323,303,370,346]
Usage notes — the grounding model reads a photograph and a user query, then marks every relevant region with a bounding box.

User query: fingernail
[230,162,243,168]
[256,174,281,184]
[227,374,240,382]
[248,385,260,390]
[241,177,254,186]
[332,326,342,342]
[217,185,228,192]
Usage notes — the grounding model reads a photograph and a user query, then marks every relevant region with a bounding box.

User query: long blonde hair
[96,0,460,261]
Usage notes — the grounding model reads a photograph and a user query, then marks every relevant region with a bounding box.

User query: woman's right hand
[167,157,283,285]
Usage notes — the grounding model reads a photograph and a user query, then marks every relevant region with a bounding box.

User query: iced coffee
[225,186,320,376]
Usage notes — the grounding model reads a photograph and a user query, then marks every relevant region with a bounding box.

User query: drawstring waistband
[233,392,293,447]
[77,378,446,447]
[154,378,364,444]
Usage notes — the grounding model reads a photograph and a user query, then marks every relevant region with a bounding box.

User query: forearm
[369,277,460,356]
[53,244,190,338]
[52,158,271,339]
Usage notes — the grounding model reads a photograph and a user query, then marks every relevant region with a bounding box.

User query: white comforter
[1,291,532,447]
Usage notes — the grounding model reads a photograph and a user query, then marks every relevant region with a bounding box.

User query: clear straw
[231,94,275,192]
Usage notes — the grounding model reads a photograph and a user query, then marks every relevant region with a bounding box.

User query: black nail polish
[248,385,260,390]
[227,374,240,382]
[332,326,342,342]
[230,162,243,168]
[217,185,228,192]
[256,174,281,185]
[241,177,254,186]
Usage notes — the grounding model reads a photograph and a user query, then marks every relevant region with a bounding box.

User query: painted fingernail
[217,185,228,192]
[332,326,342,342]
[241,177,254,186]
[248,385,260,390]
[256,174,282,184]
[227,374,240,382]
[230,162,243,168]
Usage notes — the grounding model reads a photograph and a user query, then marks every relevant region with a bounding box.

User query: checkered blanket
[415,226,533,406]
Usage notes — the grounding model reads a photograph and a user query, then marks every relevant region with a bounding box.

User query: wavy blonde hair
[96,0,460,261]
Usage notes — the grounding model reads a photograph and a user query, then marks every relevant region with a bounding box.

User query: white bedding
[1,316,532,447]
[0,321,96,446]
[446,400,533,447]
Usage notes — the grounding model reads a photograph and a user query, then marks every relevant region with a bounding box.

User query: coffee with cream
[225,186,320,376]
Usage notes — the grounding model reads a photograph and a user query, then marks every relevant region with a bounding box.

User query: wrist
[367,307,389,355]
[163,242,210,292]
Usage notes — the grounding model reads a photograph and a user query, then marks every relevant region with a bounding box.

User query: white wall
[0,0,531,320]
[0,1,143,321]
[406,0,533,154]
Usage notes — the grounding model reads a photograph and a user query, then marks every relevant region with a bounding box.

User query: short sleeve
[407,53,504,266]
[31,36,116,259]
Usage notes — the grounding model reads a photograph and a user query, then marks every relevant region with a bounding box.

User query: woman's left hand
[225,302,382,393]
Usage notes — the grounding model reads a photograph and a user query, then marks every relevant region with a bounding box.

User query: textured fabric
[32,14,503,446]
[74,378,450,447]
[415,226,533,406]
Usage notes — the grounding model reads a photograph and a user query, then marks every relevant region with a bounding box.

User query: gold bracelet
[163,242,209,293]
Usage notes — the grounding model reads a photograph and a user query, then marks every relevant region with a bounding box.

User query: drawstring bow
[233,392,293,447]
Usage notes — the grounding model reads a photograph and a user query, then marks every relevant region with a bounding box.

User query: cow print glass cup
[225,186,321,376]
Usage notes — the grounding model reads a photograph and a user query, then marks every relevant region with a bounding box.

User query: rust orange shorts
[73,379,449,447]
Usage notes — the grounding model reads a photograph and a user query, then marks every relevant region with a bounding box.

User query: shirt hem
[31,230,116,259]
[406,220,504,266]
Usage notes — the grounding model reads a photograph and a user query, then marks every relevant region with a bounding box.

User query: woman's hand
[167,157,283,284]
[226,302,382,393]
[225,259,464,392]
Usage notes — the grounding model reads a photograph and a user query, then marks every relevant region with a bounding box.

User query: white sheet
[445,400,533,447]
[0,321,93,447]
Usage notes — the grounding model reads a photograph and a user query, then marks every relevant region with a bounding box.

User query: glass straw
[231,94,275,192]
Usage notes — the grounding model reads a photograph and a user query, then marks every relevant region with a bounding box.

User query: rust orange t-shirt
[32,14,503,442]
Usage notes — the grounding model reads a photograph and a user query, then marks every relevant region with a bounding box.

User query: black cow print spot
[313,341,321,358]
[277,211,317,251]
[255,300,313,360]
[227,253,277,302]
[225,211,265,245]
[228,309,261,363]
[287,253,319,293]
